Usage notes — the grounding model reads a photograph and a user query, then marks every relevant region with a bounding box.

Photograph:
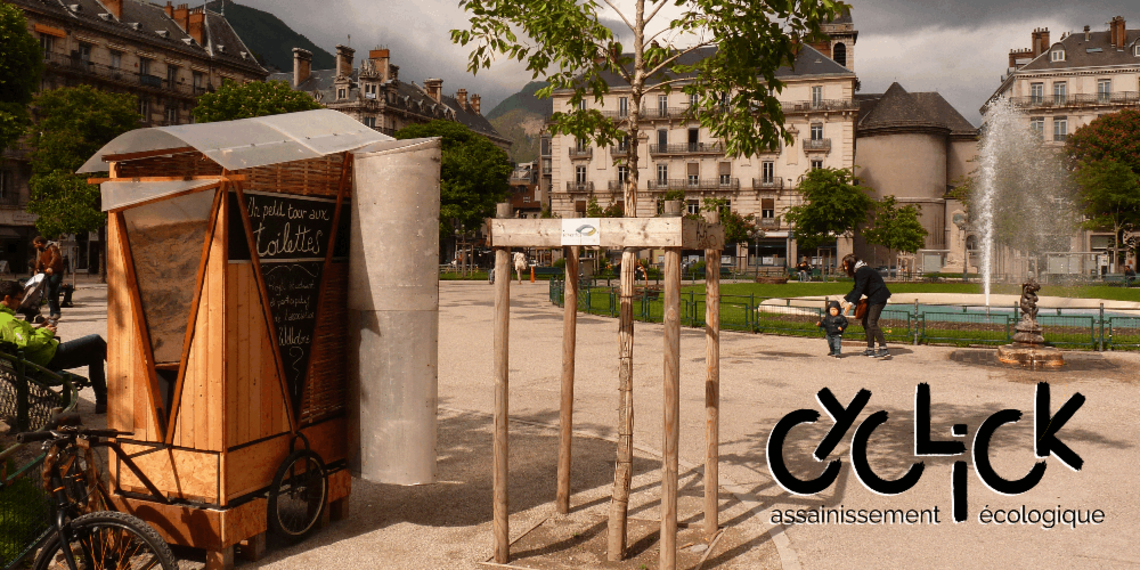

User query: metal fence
[548,279,1137,351]
[1,453,51,570]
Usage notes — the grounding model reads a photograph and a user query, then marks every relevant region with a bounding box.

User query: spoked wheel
[268,449,327,542]
[33,511,178,570]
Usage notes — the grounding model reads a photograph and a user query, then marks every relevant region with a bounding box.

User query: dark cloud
[226,0,1137,121]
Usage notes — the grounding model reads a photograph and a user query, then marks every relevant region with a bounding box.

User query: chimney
[335,45,355,78]
[103,0,123,19]
[1030,27,1051,57]
[369,49,390,82]
[471,94,481,114]
[456,88,468,110]
[1110,16,1127,48]
[293,48,312,87]
[1084,25,1091,41]
[424,78,442,103]
[389,64,399,82]
[173,3,189,32]
[187,8,205,46]
[163,1,172,18]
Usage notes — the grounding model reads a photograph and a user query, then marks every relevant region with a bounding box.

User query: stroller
[17,273,53,324]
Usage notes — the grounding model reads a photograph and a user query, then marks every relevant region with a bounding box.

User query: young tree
[587,195,625,217]
[0,3,43,151]
[394,119,512,246]
[453,3,846,554]
[192,79,322,123]
[25,85,140,238]
[784,167,875,252]
[863,195,928,268]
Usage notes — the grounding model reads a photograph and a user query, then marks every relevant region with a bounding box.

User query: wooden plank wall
[171,205,227,452]
[107,215,158,440]
[225,262,290,449]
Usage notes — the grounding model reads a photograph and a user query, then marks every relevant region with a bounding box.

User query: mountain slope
[486,81,553,121]
[206,1,335,73]
[489,108,548,164]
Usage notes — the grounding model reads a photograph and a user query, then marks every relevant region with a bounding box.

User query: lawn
[701,281,1140,302]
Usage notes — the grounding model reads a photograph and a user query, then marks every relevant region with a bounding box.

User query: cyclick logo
[766,382,1087,524]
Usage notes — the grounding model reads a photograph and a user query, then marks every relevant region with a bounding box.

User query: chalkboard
[262,261,323,407]
[229,191,342,410]
[230,191,338,261]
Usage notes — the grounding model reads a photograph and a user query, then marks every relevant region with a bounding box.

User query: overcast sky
[226,0,1137,124]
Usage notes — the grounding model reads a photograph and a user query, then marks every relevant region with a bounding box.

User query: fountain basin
[997,343,1065,367]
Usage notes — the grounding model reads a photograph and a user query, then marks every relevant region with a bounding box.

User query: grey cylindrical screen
[348,138,440,485]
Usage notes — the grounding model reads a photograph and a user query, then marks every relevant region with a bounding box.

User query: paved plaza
[56,281,1140,569]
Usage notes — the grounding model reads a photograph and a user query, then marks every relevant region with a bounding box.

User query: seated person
[0,280,107,413]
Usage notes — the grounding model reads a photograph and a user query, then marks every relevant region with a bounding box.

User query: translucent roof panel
[78,109,394,174]
[102,178,221,212]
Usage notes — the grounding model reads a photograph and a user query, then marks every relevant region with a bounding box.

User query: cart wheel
[268,449,327,542]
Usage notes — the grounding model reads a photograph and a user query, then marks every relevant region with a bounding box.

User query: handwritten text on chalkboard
[244,193,336,261]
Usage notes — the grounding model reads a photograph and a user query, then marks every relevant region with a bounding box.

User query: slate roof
[857,83,977,137]
[1020,28,1140,72]
[572,43,854,91]
[11,0,266,76]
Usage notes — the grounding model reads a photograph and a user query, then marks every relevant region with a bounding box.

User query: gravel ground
[36,281,1140,569]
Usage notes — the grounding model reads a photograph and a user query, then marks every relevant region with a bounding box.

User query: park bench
[0,342,85,433]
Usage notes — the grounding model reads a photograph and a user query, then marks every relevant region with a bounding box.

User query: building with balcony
[986,15,1140,268]
[508,161,542,218]
[548,41,859,268]
[6,0,267,273]
[269,46,511,153]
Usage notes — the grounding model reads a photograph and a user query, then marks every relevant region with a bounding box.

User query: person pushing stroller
[816,300,848,358]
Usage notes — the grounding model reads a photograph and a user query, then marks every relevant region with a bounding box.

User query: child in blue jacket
[816,300,849,357]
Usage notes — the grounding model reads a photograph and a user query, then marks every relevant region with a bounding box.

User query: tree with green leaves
[453,2,847,556]
[701,197,761,244]
[0,3,43,151]
[192,79,322,123]
[586,195,624,217]
[25,85,140,238]
[784,167,875,252]
[394,119,512,250]
[862,195,928,268]
[1066,111,1140,270]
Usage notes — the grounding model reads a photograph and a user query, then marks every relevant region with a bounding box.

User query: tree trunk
[608,3,646,559]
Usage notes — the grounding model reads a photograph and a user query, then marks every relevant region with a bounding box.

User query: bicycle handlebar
[15,431,54,443]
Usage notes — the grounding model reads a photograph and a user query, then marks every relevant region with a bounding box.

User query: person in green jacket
[0,280,106,413]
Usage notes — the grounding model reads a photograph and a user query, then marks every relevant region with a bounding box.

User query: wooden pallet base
[112,469,351,569]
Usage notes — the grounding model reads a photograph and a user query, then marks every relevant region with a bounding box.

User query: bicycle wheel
[32,511,178,570]
[267,449,327,542]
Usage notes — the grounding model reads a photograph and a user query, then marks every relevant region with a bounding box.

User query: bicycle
[15,414,178,570]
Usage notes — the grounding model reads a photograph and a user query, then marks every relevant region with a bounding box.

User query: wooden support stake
[704,246,721,540]
[661,247,681,570]
[556,246,579,514]
[493,203,512,564]
[608,247,638,561]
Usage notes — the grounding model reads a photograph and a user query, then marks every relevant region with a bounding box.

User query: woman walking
[840,253,892,358]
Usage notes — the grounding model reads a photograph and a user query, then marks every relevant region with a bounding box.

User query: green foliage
[0,3,43,150]
[25,85,140,237]
[863,195,929,262]
[485,81,553,120]
[586,195,623,217]
[702,197,762,244]
[394,120,512,235]
[1065,109,1140,176]
[0,471,50,563]
[192,79,321,123]
[661,189,686,202]
[451,0,848,213]
[783,168,875,250]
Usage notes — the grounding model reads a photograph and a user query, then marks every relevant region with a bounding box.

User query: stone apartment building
[988,16,1140,269]
[5,0,266,273]
[548,43,860,268]
[269,46,511,153]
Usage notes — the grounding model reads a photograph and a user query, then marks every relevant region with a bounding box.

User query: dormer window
[1134,44,1140,57]
[337,88,346,100]
[1051,49,1065,62]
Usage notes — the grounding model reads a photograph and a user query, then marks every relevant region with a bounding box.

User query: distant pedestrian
[840,253,892,358]
[1125,264,1136,286]
[796,257,811,282]
[513,251,528,283]
[33,236,63,319]
[816,300,848,358]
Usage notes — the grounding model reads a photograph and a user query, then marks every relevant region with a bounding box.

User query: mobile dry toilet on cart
[78,110,441,569]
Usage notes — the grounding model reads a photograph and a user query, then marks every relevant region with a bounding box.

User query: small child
[816,300,848,357]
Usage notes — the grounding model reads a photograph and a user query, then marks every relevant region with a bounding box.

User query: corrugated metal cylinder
[348,138,441,485]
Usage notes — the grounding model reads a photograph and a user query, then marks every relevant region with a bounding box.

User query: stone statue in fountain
[999,274,1064,367]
